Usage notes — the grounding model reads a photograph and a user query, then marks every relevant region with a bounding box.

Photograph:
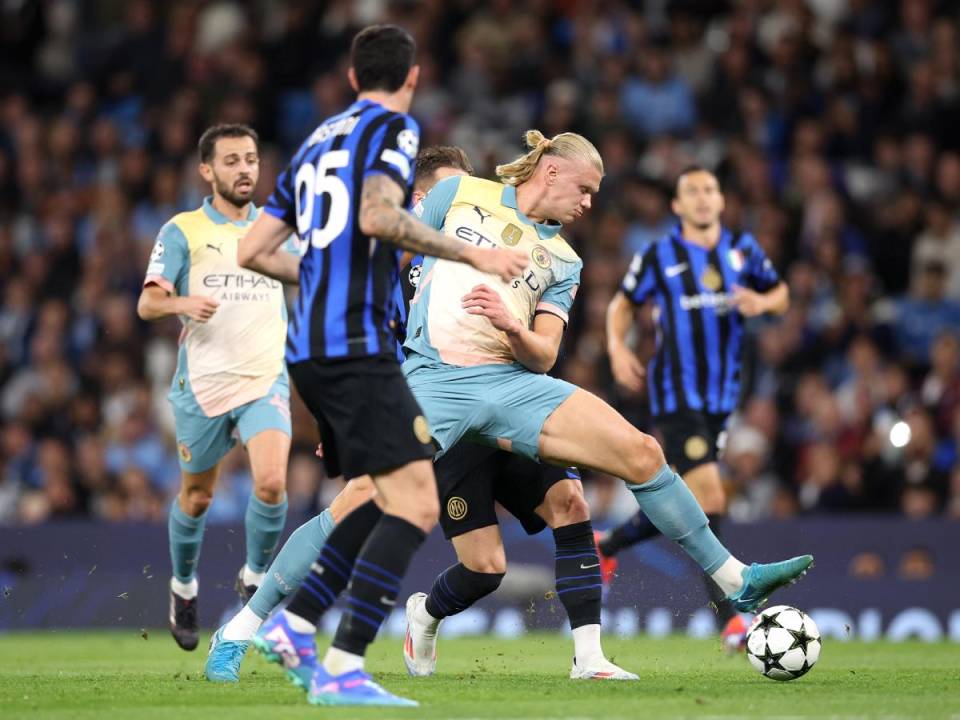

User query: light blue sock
[248,508,335,619]
[168,499,208,583]
[627,464,730,574]
[245,493,289,573]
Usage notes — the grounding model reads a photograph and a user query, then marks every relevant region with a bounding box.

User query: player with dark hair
[601,166,790,645]
[137,123,291,652]
[231,25,526,708]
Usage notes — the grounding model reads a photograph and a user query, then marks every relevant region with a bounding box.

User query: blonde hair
[496,130,604,186]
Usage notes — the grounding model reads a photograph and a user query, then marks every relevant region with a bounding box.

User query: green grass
[0,631,958,719]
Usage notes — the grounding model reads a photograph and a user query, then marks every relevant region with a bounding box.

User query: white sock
[222,605,263,641]
[414,597,441,634]
[170,576,198,600]
[571,624,604,666]
[323,646,365,675]
[711,556,747,596]
[282,609,317,635]
[241,565,265,588]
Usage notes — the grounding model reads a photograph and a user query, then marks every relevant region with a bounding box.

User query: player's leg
[404,444,505,676]
[234,375,294,597]
[267,356,436,706]
[167,406,233,651]
[538,388,812,612]
[206,477,376,683]
[168,464,219,651]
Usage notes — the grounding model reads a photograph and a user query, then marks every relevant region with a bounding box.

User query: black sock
[285,500,383,626]
[705,514,737,624]
[424,563,504,619]
[553,520,602,629]
[598,509,660,557]
[332,514,426,656]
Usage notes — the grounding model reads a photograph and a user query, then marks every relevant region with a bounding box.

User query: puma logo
[473,206,491,224]
[207,243,223,255]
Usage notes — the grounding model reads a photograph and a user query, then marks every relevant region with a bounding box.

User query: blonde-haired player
[400,130,812,679]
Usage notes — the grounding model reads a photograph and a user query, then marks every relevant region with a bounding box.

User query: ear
[412,189,426,205]
[198,162,214,184]
[406,65,420,91]
[348,67,359,93]
[671,197,681,216]
[717,191,726,215]
[544,159,559,185]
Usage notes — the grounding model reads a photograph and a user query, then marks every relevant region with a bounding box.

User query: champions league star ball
[745,605,821,681]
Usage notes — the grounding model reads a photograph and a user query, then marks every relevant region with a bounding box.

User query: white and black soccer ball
[745,605,821,681]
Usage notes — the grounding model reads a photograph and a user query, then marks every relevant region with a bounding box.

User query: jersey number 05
[294,150,350,252]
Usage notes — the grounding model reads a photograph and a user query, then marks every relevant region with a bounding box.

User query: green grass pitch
[0,631,957,719]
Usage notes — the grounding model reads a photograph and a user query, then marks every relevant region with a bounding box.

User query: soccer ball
[745,605,821,681]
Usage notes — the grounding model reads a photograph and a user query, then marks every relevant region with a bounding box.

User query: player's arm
[606,291,646,393]
[237,213,300,285]
[461,284,564,373]
[137,285,219,323]
[731,280,789,317]
[358,174,526,282]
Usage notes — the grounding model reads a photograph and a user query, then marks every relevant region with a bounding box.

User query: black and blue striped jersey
[621,226,781,417]
[264,99,420,362]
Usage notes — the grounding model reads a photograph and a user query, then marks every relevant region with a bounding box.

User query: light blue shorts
[402,354,577,461]
[169,372,291,473]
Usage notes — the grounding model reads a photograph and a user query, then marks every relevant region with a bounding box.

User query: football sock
[222,605,262,641]
[598,510,660,556]
[424,563,504,620]
[322,646,365,675]
[241,565,265,588]
[244,493,288,574]
[571,624,604,666]
[330,514,426,658]
[711,556,747,596]
[284,500,382,628]
[170,576,198,600]
[705,514,738,623]
[168,499,207,584]
[247,509,335,620]
[627,465,732,576]
[553,521,603,629]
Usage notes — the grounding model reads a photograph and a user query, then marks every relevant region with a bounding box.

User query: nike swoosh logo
[665,263,688,278]
[380,596,397,606]
[580,562,600,569]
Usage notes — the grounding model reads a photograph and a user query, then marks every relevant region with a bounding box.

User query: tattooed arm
[358,174,527,281]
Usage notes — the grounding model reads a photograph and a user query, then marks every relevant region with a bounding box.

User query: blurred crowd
[1,0,959,526]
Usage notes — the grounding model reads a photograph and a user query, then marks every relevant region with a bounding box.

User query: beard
[214,175,254,208]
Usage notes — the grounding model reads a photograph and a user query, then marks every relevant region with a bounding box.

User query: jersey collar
[202,196,259,226]
[501,185,563,240]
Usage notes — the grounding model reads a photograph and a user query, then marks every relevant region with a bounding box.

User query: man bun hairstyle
[495,130,603,186]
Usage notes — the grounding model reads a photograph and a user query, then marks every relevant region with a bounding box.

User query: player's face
[412,166,468,205]
[673,171,724,230]
[204,136,260,208]
[544,157,602,224]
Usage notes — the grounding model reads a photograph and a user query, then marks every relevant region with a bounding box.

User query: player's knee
[464,553,507,576]
[627,432,667,484]
[545,482,590,527]
[253,469,286,504]
[181,487,213,515]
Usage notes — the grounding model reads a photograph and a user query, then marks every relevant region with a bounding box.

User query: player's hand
[466,245,528,282]
[177,295,220,323]
[462,284,521,333]
[731,285,767,317]
[609,345,646,394]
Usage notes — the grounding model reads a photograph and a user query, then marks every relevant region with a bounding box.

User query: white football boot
[570,656,639,680]
[402,592,441,677]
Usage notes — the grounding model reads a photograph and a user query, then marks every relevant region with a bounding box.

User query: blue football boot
[204,626,248,683]
[251,611,317,689]
[727,555,814,612]
[307,665,418,707]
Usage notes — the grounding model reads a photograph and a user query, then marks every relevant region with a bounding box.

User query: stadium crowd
[1,0,959,526]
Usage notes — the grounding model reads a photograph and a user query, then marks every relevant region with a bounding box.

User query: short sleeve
[263,161,297,228]
[621,247,656,304]
[365,114,421,191]
[412,175,460,231]
[738,233,780,292]
[536,261,582,326]
[144,221,189,295]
